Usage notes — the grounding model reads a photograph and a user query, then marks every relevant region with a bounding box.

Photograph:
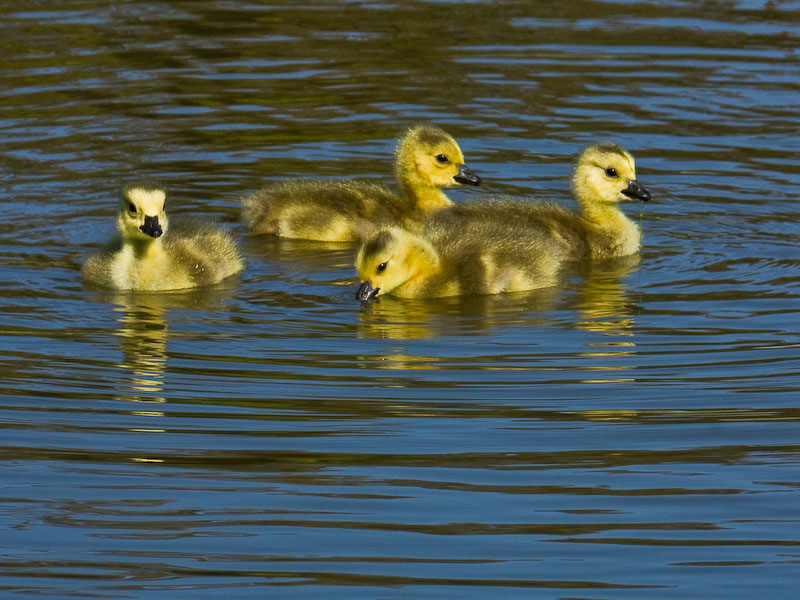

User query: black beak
[356,280,379,301]
[621,179,651,202]
[140,215,163,238]
[453,163,481,186]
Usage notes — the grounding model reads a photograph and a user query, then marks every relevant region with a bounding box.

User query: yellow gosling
[241,124,481,242]
[430,143,651,259]
[82,182,243,291]
[355,222,563,300]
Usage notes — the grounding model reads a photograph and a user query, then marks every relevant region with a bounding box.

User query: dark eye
[435,154,448,164]
[128,203,137,214]
[605,167,618,177]
[377,262,387,272]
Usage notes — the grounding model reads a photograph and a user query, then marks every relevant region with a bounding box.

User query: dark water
[2,1,800,598]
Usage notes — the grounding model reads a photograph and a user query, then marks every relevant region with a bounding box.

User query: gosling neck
[395,267,433,298]
[127,235,166,260]
[400,181,452,215]
[580,200,641,256]
[582,200,628,225]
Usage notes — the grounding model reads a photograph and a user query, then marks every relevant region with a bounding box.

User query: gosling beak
[453,163,481,186]
[140,215,163,238]
[621,179,651,202]
[356,280,379,301]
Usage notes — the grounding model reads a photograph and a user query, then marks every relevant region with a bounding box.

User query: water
[2,1,799,598]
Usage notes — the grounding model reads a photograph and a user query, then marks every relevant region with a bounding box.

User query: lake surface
[2,1,799,598]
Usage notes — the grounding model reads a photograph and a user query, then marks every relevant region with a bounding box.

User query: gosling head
[117,182,169,241]
[355,227,440,300]
[395,124,481,191]
[571,143,651,208]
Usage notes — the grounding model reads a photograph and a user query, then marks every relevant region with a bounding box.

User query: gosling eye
[128,203,137,214]
[377,262,387,273]
[435,154,449,164]
[605,167,618,178]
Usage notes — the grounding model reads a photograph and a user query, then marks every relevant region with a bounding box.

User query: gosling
[355,222,563,300]
[429,143,651,259]
[241,124,481,242]
[82,182,243,291]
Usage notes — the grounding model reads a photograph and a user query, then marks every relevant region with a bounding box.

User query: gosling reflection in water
[113,299,169,404]
[569,256,642,385]
[575,254,641,336]
[357,286,561,341]
[99,287,235,406]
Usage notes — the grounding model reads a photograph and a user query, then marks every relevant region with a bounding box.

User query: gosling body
[430,143,650,259]
[242,124,481,242]
[355,222,563,300]
[83,182,243,291]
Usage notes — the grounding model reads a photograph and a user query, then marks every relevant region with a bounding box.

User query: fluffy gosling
[82,182,243,291]
[355,222,563,300]
[241,124,481,242]
[430,143,651,259]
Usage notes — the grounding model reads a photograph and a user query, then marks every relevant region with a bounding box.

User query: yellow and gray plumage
[241,124,481,242]
[355,219,564,300]
[82,182,243,291]
[429,143,651,260]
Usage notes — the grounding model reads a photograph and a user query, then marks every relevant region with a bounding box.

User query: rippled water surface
[2,1,800,598]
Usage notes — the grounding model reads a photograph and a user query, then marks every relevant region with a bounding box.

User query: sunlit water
[1,1,799,598]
